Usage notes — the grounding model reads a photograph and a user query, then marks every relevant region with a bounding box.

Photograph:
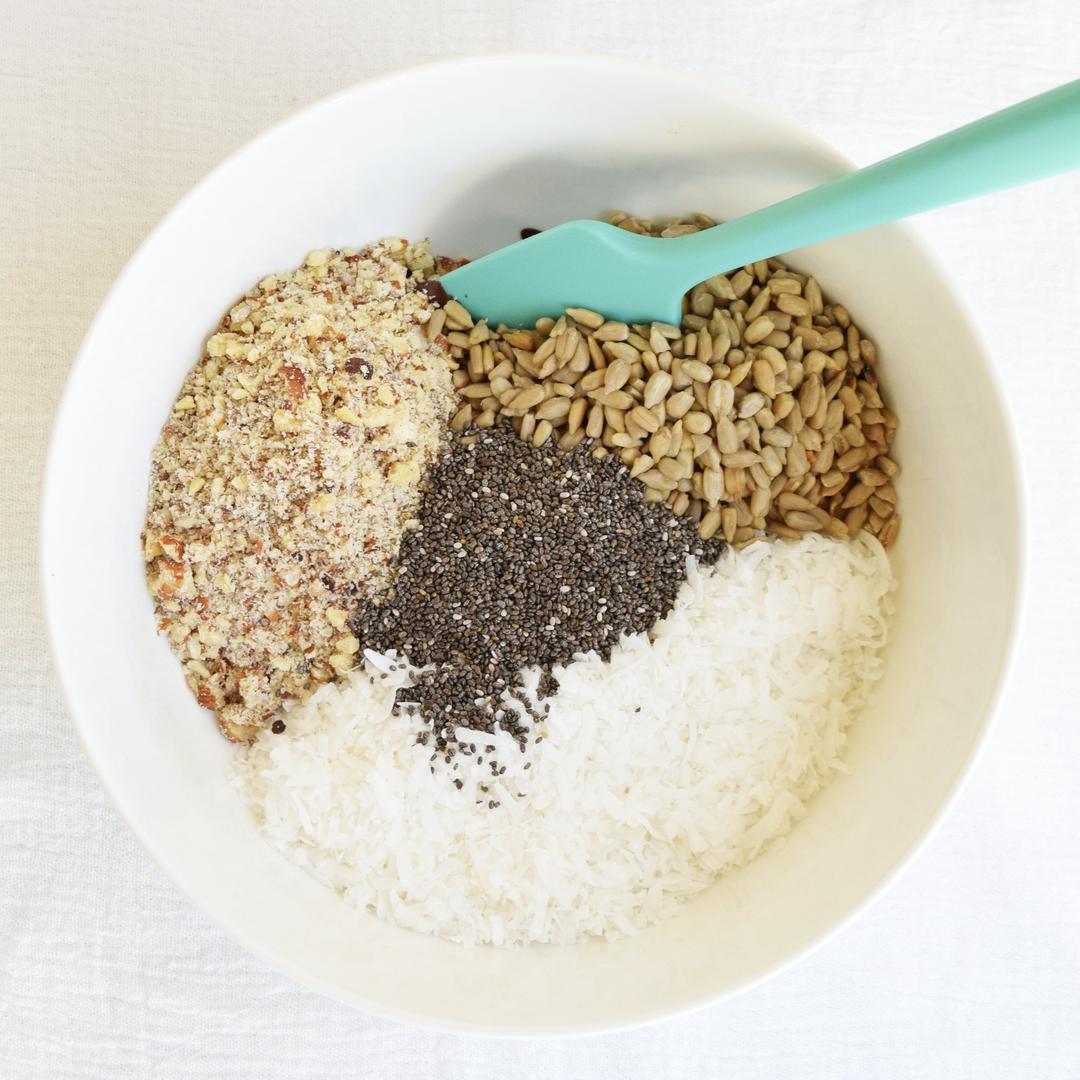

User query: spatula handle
[673,78,1080,283]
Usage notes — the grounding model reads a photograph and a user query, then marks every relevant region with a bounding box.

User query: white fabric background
[3,1,1079,1076]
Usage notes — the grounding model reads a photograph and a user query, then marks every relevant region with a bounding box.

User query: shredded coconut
[233,534,896,946]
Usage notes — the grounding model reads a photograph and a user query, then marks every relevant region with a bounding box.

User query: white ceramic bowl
[42,55,1023,1035]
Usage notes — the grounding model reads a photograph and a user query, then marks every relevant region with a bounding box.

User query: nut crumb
[143,240,455,740]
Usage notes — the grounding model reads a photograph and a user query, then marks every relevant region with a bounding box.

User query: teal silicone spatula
[440,79,1080,326]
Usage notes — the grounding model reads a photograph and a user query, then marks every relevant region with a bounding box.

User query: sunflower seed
[786,442,810,478]
[510,385,546,412]
[682,410,712,435]
[743,315,774,344]
[777,491,815,512]
[657,457,686,481]
[604,358,631,391]
[534,397,571,422]
[721,506,738,542]
[701,467,723,506]
[783,510,823,532]
[798,374,822,418]
[627,405,661,434]
[837,446,867,471]
[604,341,640,364]
[443,299,474,328]
[594,320,630,342]
[642,370,673,408]
[588,389,634,410]
[868,493,894,518]
[737,392,767,420]
[769,522,803,540]
[681,359,713,382]
[449,403,474,431]
[531,420,553,447]
[699,509,722,540]
[712,415,740,455]
[722,449,760,468]
[666,389,696,419]
[858,467,888,487]
[878,514,900,548]
[776,293,811,317]
[565,306,605,329]
[639,469,678,492]
[449,215,898,547]
[752,358,776,397]
[642,427,669,461]
[841,482,873,509]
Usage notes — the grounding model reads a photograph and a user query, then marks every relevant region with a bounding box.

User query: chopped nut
[335,633,360,655]
[389,457,421,485]
[333,405,362,426]
[144,240,456,738]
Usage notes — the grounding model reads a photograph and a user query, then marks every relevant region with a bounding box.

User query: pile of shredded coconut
[232,534,896,946]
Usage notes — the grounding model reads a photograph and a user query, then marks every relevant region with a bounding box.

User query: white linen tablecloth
[3,1,1079,1075]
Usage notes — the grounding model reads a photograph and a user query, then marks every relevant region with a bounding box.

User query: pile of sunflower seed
[436,211,900,549]
[350,421,723,763]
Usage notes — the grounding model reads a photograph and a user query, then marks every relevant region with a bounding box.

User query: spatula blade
[439,220,684,327]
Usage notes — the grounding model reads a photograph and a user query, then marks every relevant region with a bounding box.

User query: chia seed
[351,422,722,761]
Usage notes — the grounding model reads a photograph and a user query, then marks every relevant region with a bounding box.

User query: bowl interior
[42,55,1021,1035]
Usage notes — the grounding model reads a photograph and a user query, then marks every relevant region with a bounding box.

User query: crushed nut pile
[446,212,900,548]
[143,240,455,741]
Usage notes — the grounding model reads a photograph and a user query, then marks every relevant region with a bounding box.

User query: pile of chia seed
[351,422,723,763]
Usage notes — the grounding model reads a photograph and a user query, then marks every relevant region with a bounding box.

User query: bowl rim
[40,50,1028,1037]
